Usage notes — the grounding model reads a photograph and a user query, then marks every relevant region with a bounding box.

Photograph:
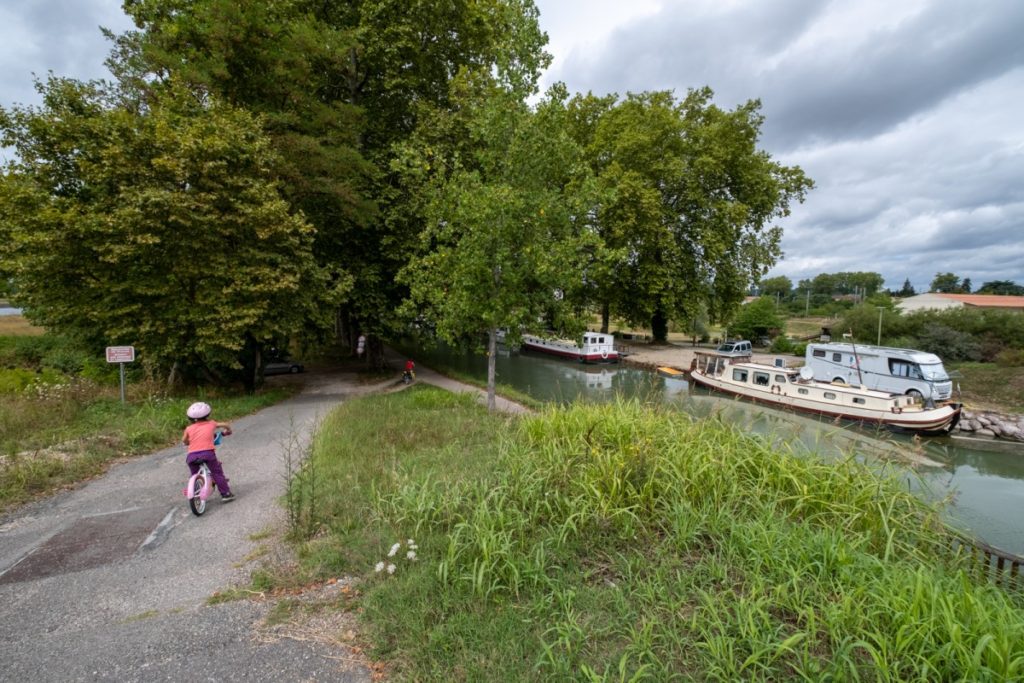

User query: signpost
[106,346,135,404]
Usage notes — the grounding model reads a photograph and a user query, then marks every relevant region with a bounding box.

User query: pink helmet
[186,401,211,419]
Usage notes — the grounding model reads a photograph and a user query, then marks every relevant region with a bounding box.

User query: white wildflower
[374,561,385,573]
[387,563,397,574]
[388,542,401,557]
[406,550,417,561]
[407,539,415,545]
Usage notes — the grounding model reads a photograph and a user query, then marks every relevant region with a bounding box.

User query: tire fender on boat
[601,349,608,360]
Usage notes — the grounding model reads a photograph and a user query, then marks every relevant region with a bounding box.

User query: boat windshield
[919,363,949,381]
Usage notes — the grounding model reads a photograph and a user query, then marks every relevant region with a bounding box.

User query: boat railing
[948,530,1024,591]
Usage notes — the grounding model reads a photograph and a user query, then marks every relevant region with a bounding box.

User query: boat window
[824,392,837,400]
[798,388,809,395]
[812,349,826,358]
[832,353,842,362]
[888,359,922,379]
[753,372,770,386]
[732,369,748,382]
[774,374,787,383]
[852,397,866,405]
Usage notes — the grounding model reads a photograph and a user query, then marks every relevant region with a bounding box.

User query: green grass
[948,361,1024,413]
[282,388,1024,681]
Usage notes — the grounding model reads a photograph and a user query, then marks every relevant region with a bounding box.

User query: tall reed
[304,390,1024,681]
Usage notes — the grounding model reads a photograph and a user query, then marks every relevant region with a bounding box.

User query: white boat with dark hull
[521,332,620,364]
[689,352,962,436]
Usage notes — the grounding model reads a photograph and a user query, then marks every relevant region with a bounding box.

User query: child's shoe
[221,493,236,503]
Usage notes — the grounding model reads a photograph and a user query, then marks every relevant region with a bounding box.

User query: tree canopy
[0,79,341,386]
[930,272,967,293]
[568,89,812,341]
[398,76,595,409]
[0,0,817,387]
[729,297,784,342]
[977,280,1024,296]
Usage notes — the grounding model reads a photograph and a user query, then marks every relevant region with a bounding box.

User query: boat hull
[690,369,961,436]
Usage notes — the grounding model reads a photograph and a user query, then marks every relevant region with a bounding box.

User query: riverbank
[619,340,781,371]
[270,388,1024,680]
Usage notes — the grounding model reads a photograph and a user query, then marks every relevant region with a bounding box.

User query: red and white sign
[106,346,136,363]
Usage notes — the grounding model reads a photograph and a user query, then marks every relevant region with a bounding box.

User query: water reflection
[412,342,1024,555]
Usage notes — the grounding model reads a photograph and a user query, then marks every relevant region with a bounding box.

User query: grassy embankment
[0,322,295,511]
[278,386,1024,681]
[947,362,1024,414]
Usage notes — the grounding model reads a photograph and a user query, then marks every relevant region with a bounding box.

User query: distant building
[896,293,1024,313]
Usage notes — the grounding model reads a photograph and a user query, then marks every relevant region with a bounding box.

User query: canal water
[413,343,1024,556]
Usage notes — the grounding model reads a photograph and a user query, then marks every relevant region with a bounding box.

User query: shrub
[995,348,1024,367]
[0,368,37,394]
[770,335,793,353]
[915,324,981,362]
[791,342,807,357]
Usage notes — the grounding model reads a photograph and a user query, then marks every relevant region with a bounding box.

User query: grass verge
[948,361,1024,414]
[279,386,1024,681]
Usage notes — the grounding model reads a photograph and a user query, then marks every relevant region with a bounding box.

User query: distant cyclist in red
[403,359,416,383]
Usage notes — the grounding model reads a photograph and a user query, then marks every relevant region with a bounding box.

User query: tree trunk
[601,302,610,334]
[239,333,262,393]
[367,335,387,371]
[651,309,669,344]
[486,327,497,411]
[166,360,180,387]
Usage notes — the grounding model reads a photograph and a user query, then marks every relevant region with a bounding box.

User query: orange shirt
[183,421,218,454]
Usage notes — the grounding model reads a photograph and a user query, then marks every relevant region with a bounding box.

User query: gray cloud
[0,0,133,109]
[538,0,1024,289]
[3,1,1023,291]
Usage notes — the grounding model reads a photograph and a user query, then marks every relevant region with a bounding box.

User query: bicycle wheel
[188,475,207,516]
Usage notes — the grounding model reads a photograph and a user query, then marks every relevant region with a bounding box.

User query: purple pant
[186,450,231,496]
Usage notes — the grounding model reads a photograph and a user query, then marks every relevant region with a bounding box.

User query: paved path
[0,356,527,681]
[0,369,380,681]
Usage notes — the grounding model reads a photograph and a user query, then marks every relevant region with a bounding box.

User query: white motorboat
[521,332,620,364]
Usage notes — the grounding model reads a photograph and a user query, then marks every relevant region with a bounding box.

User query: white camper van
[804,342,953,401]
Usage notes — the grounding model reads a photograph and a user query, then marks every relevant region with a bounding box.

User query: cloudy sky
[3,0,1023,292]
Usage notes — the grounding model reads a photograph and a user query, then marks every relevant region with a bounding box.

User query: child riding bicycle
[182,401,236,502]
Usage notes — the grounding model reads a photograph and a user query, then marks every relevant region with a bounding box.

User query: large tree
[0,78,340,387]
[728,297,784,342]
[570,89,812,341]
[758,275,793,300]
[930,272,964,293]
[399,76,594,409]
[118,0,551,367]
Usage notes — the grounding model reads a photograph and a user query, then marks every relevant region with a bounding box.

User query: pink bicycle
[183,430,225,516]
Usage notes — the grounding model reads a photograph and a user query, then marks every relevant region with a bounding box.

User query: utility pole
[877,307,883,346]
[805,289,810,316]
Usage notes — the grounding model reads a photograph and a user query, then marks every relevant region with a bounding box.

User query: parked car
[264,359,304,375]
[715,340,753,357]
